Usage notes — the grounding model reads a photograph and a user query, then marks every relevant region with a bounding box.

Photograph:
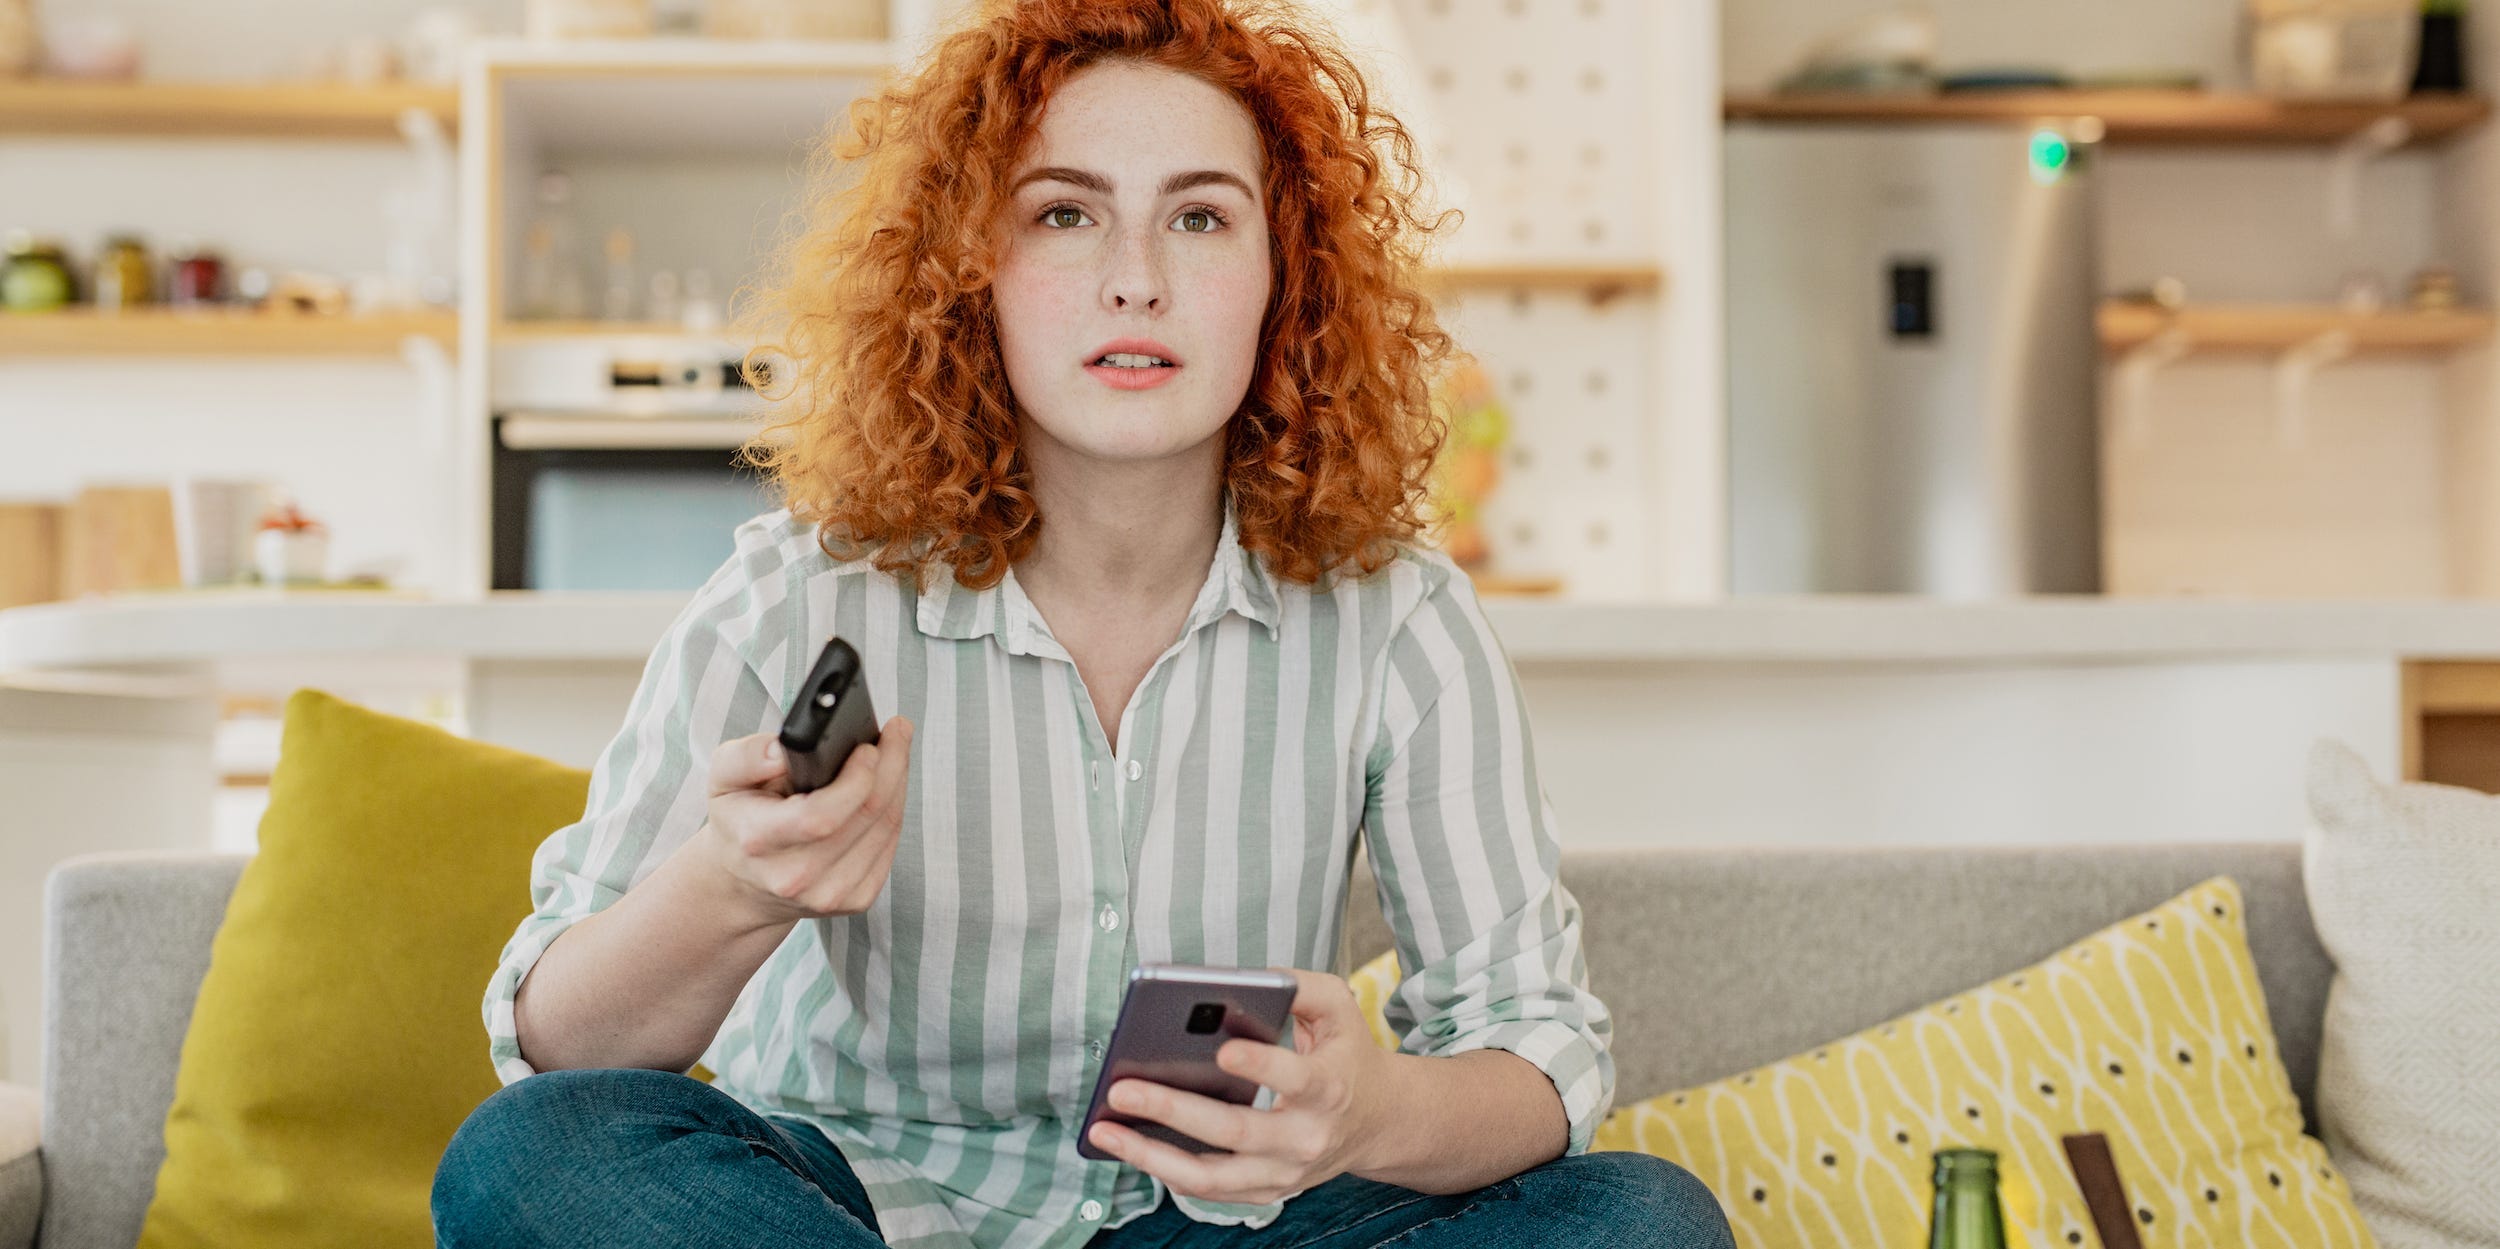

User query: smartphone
[1076,963,1300,1161]
[778,636,879,794]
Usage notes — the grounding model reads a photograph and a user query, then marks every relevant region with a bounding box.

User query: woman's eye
[1178,209,1221,233]
[1041,205,1087,229]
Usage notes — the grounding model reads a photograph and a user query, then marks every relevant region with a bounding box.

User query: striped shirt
[482,492,1614,1249]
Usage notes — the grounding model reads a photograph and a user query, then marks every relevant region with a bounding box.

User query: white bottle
[517,170,586,321]
[602,225,638,322]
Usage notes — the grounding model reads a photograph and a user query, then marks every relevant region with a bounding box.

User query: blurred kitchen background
[13,0,2500,1077]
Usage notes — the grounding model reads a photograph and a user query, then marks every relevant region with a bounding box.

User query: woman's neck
[1014,432,1226,610]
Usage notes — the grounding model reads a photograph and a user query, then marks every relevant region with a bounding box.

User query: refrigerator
[1725,121,2103,597]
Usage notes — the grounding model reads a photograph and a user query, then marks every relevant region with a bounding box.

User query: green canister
[3,229,76,312]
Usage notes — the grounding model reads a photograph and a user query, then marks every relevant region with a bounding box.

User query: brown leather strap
[2061,1132,2145,1249]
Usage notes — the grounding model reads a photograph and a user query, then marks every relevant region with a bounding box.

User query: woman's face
[993,59,1273,472]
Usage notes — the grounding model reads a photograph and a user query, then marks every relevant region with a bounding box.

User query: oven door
[490,414,780,591]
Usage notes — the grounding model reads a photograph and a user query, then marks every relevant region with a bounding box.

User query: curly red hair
[733,0,1465,591]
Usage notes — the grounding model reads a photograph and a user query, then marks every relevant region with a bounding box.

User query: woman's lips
[1084,361,1182,390]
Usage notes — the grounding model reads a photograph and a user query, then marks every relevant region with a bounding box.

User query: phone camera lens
[1186,1003,1225,1035]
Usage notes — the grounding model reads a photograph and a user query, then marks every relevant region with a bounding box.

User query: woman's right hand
[698,715,915,926]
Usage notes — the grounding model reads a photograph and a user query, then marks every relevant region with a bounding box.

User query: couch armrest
[41,851,248,1249]
[0,1082,40,1249]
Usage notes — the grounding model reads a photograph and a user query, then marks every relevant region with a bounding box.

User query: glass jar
[2,229,75,312]
[92,232,155,308]
[167,243,225,306]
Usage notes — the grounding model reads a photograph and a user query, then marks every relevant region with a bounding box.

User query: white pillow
[2303,738,2500,1249]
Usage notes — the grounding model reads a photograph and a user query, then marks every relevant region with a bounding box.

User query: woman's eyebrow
[1011,166,1258,202]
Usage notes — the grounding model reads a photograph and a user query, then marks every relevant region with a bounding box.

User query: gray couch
[5,841,2334,1249]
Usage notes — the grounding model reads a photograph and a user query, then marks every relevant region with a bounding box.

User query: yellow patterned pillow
[1593,878,2373,1248]
[1347,948,1403,1052]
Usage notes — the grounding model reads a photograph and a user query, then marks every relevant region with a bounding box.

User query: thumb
[711,731,792,796]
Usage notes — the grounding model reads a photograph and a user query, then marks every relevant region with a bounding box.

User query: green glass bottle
[1928,1148,2009,1249]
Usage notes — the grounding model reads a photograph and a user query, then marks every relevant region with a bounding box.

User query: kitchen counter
[0,584,2468,1085]
[0,581,2448,851]
[7,586,2500,671]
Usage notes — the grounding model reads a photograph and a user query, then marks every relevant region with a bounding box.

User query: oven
[488,336,785,591]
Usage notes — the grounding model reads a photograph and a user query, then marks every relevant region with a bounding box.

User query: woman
[433,1,1733,1246]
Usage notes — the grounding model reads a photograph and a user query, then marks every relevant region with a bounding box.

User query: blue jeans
[433,1067,1735,1249]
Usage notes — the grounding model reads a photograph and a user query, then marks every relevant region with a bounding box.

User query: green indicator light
[2029,129,2071,180]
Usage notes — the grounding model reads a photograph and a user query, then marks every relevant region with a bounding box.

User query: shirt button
[1080,1199,1105,1222]
[1124,759,1143,782]
[1088,1038,1105,1061]
[1098,903,1121,932]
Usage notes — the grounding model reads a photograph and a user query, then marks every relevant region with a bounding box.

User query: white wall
[1520,659,2403,848]
[1724,0,2248,94]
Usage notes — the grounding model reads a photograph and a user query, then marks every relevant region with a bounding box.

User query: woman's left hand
[1085,967,1395,1206]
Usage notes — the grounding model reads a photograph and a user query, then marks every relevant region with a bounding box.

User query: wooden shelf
[496,319,734,339]
[0,307,457,356]
[2098,302,2495,353]
[489,263,1670,344]
[0,79,459,140]
[1725,90,2490,145]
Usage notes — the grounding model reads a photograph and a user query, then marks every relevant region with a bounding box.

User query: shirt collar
[914,489,1282,655]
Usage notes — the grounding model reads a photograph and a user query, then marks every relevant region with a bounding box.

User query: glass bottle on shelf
[601,225,637,322]
[92,232,155,309]
[680,266,720,333]
[516,169,586,321]
[646,268,681,325]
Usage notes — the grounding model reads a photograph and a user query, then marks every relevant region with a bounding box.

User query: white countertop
[3,587,2497,675]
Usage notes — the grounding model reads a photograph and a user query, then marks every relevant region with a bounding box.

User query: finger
[1107,1079,1273,1157]
[1216,1037,1321,1103]
[1283,968,1358,1029]
[734,743,879,853]
[867,717,915,818]
[1085,1119,1295,1205]
[814,756,908,898]
[828,798,906,913]
[709,732,791,798]
[821,721,910,850]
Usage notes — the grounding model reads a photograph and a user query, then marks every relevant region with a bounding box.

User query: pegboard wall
[1384,0,1666,599]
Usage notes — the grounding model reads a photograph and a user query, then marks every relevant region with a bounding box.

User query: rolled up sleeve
[482,528,790,1086]
[1357,561,1615,1156]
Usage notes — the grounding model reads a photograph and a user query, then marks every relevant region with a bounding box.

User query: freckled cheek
[992,266,1091,364]
[1188,265,1273,369]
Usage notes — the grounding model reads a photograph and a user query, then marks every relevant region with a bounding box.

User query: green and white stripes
[481,495,1613,1249]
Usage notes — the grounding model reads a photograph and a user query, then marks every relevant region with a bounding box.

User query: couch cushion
[0,1081,37,1249]
[2304,739,2500,1248]
[1342,841,2333,1124]
[1592,877,2368,1248]
[134,689,595,1249]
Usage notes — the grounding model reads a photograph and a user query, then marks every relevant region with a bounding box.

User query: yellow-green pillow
[1352,879,2374,1248]
[137,688,710,1249]
[1603,879,2371,1247]
[1347,948,1403,1052]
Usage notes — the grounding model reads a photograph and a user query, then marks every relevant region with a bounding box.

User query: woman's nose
[1100,224,1165,312]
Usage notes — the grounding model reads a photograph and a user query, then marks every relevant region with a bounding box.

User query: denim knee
[432,1067,712,1236]
[1515,1151,1737,1249]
